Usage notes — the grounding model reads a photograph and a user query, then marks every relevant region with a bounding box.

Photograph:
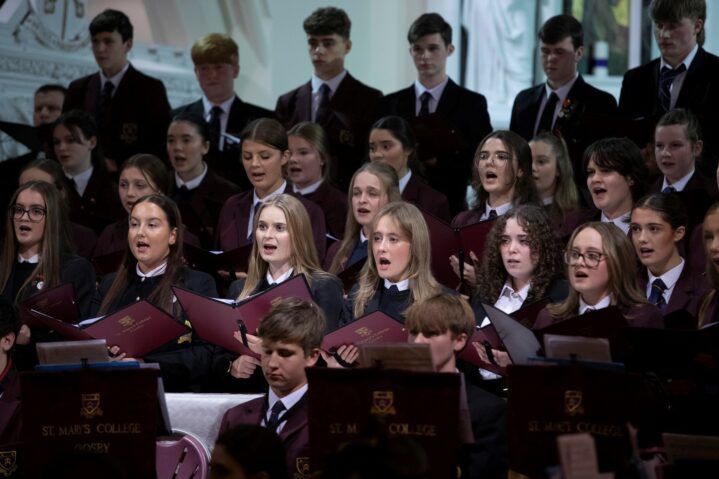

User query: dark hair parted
[408,13,452,46]
[35,84,67,97]
[538,14,583,49]
[329,162,401,274]
[650,0,705,46]
[98,195,185,316]
[215,425,288,479]
[288,121,332,181]
[584,137,648,201]
[170,112,211,144]
[121,154,169,195]
[303,7,351,39]
[370,115,420,172]
[548,222,647,320]
[240,118,288,152]
[54,110,106,173]
[656,108,702,145]
[257,297,325,356]
[633,193,688,231]
[0,182,73,303]
[471,130,540,210]
[405,293,475,344]
[476,205,563,306]
[89,9,133,41]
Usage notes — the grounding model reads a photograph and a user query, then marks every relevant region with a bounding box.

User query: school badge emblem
[339,129,354,147]
[354,326,371,337]
[120,123,138,144]
[0,451,17,477]
[294,457,311,478]
[118,316,134,328]
[564,390,584,416]
[370,390,396,416]
[80,393,103,419]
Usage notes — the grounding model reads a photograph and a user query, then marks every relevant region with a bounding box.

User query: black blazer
[378,79,492,216]
[1,254,96,319]
[64,64,171,164]
[276,73,382,190]
[510,75,618,186]
[172,96,274,189]
[462,379,508,479]
[619,48,719,171]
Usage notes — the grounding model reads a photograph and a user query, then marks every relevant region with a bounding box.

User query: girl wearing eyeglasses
[631,194,706,322]
[450,130,539,288]
[534,222,662,329]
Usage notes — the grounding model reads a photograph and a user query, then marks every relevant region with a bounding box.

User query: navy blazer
[378,79,492,216]
[510,74,618,187]
[216,184,328,260]
[402,173,451,223]
[172,96,274,189]
[169,168,240,250]
[619,48,719,171]
[64,64,171,164]
[220,394,310,478]
[276,73,382,190]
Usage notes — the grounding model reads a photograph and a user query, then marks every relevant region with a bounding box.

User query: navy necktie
[419,91,432,116]
[265,400,286,432]
[488,209,498,219]
[209,106,223,151]
[648,278,667,311]
[658,64,686,111]
[386,285,400,293]
[315,83,331,123]
[584,307,596,314]
[537,92,559,133]
[662,186,676,194]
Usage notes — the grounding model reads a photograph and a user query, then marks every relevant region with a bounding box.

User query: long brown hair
[475,205,563,304]
[238,194,335,299]
[329,162,401,273]
[548,222,647,320]
[529,132,579,220]
[98,195,185,315]
[352,202,441,318]
[0,181,72,303]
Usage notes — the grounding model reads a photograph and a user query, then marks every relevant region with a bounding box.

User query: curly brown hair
[475,205,562,304]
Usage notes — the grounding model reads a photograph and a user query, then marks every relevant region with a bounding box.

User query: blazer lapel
[295,82,313,122]
[280,394,308,440]
[435,79,460,116]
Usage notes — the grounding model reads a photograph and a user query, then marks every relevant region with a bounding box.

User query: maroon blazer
[303,180,347,240]
[0,367,21,446]
[94,219,201,258]
[323,239,343,271]
[688,223,707,276]
[216,184,327,259]
[649,171,719,198]
[637,263,708,320]
[65,170,125,234]
[276,73,382,190]
[71,222,97,259]
[403,173,451,222]
[219,394,309,478]
[169,169,240,250]
[452,209,484,228]
[64,64,170,164]
[534,303,663,329]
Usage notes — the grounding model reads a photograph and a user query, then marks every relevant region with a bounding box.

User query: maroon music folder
[19,282,79,324]
[421,209,496,289]
[233,274,313,333]
[172,286,254,357]
[321,311,406,351]
[30,301,190,357]
[184,243,253,274]
[458,322,506,376]
[26,309,93,341]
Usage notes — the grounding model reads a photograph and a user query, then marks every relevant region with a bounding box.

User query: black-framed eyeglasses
[11,205,46,222]
[563,250,604,269]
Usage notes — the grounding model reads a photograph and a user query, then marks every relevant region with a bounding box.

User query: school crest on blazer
[0,451,17,477]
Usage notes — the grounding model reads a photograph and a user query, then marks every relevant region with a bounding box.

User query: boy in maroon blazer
[219,297,324,478]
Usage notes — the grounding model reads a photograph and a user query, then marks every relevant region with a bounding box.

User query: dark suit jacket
[0,366,21,446]
[378,79,492,216]
[463,379,508,479]
[403,173,451,222]
[64,169,125,234]
[64,64,171,164]
[216,184,327,260]
[1,254,96,319]
[169,169,240,250]
[172,96,274,189]
[637,263,707,320]
[510,75,618,186]
[618,48,719,172]
[276,73,382,190]
[303,180,347,240]
[534,303,663,329]
[220,394,310,478]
